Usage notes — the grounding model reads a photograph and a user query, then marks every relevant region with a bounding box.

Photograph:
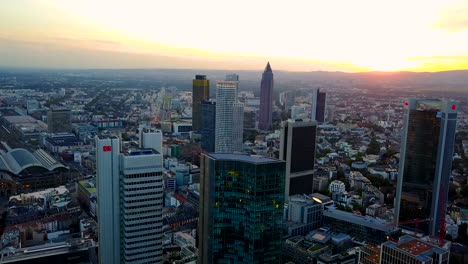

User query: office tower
[96,134,164,264]
[258,62,274,131]
[139,125,163,153]
[199,153,285,264]
[215,80,244,153]
[310,89,326,123]
[280,119,317,197]
[380,235,449,264]
[201,100,216,152]
[394,99,458,236]
[96,136,121,264]
[243,110,256,130]
[47,107,72,133]
[225,74,239,82]
[192,75,210,132]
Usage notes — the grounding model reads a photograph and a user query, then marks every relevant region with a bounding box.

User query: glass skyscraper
[199,153,285,264]
[201,100,216,152]
[310,89,326,123]
[280,119,317,197]
[394,99,458,236]
[192,75,210,132]
[258,62,274,131]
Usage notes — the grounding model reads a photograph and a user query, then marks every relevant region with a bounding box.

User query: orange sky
[1,0,468,72]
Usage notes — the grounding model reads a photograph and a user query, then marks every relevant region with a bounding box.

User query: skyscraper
[47,107,72,133]
[199,153,285,264]
[215,80,244,153]
[310,89,326,123]
[394,99,458,236]
[139,125,163,153]
[280,119,317,197]
[201,100,216,152]
[96,135,120,264]
[97,133,164,264]
[192,75,210,132]
[259,62,274,131]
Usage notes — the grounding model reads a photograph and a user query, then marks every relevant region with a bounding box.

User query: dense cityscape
[2,1,468,263]
[0,65,466,264]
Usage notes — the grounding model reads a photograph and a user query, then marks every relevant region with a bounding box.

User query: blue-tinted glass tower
[201,100,216,152]
[199,153,285,264]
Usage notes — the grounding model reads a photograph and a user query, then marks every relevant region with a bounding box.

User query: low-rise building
[322,205,397,244]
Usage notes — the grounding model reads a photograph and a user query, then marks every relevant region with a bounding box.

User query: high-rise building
[259,62,274,131]
[96,136,120,264]
[215,80,244,153]
[280,119,317,197]
[96,133,164,264]
[192,75,210,132]
[394,99,458,236]
[139,125,163,153]
[310,89,326,123]
[380,235,449,264]
[47,107,72,133]
[201,100,216,152]
[199,153,285,264]
[225,74,239,82]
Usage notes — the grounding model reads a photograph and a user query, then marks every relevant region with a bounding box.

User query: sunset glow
[1,0,468,71]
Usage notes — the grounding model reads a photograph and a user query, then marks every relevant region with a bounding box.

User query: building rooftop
[0,143,67,175]
[207,153,283,164]
[384,235,448,262]
[323,205,393,232]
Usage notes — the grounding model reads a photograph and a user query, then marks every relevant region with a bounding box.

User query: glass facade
[396,99,458,236]
[201,101,216,152]
[316,91,326,123]
[199,154,285,264]
[400,109,440,229]
[192,75,210,132]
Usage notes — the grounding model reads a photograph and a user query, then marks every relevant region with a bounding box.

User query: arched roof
[0,147,67,175]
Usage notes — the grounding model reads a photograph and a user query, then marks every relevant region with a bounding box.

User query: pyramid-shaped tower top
[264,62,272,73]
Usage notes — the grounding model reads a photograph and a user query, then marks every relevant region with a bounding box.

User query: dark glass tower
[199,153,285,264]
[280,119,317,197]
[259,62,274,131]
[311,89,326,123]
[201,100,216,152]
[394,99,458,236]
[192,75,210,132]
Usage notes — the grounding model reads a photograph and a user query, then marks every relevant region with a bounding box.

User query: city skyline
[2,1,468,72]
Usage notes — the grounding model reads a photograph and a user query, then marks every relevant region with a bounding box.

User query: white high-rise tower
[215,79,244,153]
[97,131,164,264]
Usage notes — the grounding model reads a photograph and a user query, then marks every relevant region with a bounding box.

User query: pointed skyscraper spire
[265,62,272,72]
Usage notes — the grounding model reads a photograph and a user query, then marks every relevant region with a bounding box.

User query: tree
[367,136,380,155]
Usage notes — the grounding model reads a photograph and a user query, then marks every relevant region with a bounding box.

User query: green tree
[367,136,380,155]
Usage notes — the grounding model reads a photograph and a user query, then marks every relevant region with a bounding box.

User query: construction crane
[387,217,433,236]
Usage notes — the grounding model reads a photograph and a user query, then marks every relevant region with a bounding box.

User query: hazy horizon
[2,0,468,72]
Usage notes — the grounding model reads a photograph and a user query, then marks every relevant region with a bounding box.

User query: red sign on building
[103,146,112,152]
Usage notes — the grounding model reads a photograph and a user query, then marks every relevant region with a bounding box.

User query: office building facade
[96,136,121,264]
[311,89,326,123]
[199,153,285,264]
[192,75,210,132]
[201,100,216,152]
[96,134,164,264]
[215,80,244,153]
[258,62,274,131]
[394,99,458,236]
[280,119,317,197]
[47,107,72,133]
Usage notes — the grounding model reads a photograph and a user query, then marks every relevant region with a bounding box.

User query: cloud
[434,1,468,31]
